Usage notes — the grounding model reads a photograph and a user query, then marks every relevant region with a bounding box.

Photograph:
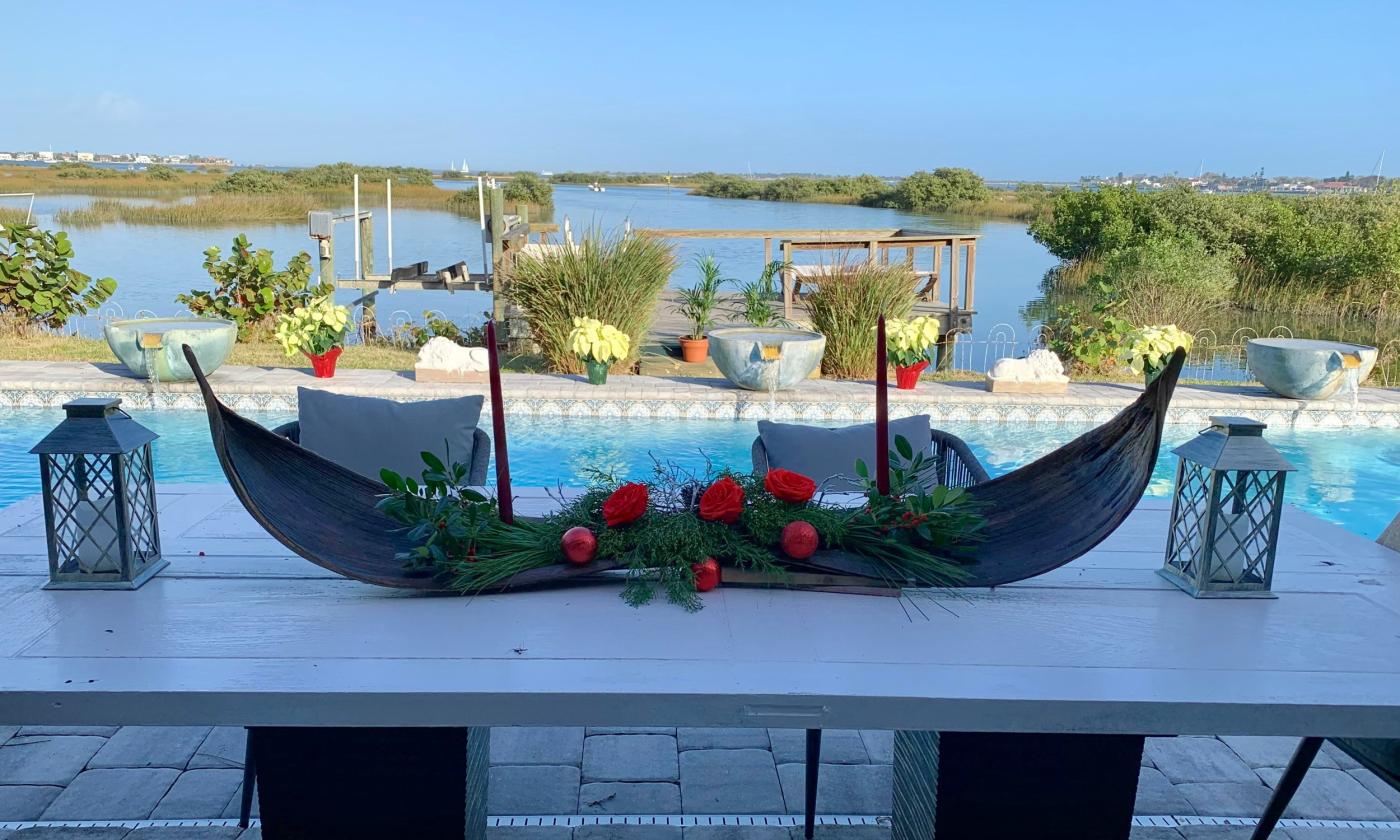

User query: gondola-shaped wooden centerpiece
[182,334,1185,597]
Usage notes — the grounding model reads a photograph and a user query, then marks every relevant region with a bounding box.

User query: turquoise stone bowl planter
[1246,338,1378,400]
[104,317,238,382]
[709,327,826,391]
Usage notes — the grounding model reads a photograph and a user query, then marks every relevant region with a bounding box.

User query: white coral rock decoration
[416,337,489,373]
[988,349,1069,383]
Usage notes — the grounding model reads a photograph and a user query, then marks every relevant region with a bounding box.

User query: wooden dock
[647,290,964,347]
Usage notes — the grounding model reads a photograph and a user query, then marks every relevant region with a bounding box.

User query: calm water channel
[19,184,1057,346]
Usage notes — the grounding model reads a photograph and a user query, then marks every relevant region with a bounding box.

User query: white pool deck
[2,359,1399,428]
[0,485,1398,837]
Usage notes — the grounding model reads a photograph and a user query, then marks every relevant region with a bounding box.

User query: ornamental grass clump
[804,261,917,378]
[508,231,676,373]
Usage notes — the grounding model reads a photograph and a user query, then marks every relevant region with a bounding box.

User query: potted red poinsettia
[275,296,352,378]
[884,315,941,389]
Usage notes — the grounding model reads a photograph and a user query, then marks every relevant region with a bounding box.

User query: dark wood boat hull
[184,345,1184,593]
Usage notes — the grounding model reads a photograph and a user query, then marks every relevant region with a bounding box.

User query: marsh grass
[507,231,677,373]
[0,164,220,196]
[52,183,493,226]
[57,194,320,226]
[803,260,917,378]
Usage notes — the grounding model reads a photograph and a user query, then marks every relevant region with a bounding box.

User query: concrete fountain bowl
[1246,337,1378,400]
[708,326,826,391]
[104,317,238,382]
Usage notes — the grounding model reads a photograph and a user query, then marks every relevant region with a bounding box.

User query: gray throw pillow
[296,388,484,483]
[757,415,934,490]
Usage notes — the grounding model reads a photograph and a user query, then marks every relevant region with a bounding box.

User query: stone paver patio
[0,725,1396,838]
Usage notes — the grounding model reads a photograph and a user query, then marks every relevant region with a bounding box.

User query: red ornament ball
[561,526,598,565]
[692,557,722,592]
[780,521,819,560]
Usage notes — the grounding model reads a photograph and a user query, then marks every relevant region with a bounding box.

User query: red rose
[765,468,816,504]
[698,476,745,524]
[603,482,649,526]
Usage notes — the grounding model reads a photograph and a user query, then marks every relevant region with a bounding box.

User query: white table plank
[0,485,1397,737]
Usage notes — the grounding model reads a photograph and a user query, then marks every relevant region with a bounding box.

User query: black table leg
[248,726,470,840]
[804,729,822,839]
[1250,737,1323,840]
[892,731,1146,840]
[238,730,255,829]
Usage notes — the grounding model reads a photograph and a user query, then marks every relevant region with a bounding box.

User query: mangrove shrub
[885,168,991,213]
[0,223,116,330]
[1029,185,1400,294]
[503,173,555,208]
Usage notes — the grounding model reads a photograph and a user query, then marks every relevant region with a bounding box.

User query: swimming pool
[2,408,1397,540]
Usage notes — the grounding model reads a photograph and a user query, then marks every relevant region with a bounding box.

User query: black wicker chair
[751,427,990,490]
[1250,514,1400,839]
[752,422,989,840]
[271,421,491,486]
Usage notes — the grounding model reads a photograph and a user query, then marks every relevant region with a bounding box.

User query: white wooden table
[1,484,1398,837]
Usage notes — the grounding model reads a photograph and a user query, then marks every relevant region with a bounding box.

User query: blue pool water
[2,408,1398,540]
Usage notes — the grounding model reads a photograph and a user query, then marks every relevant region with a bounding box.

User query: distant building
[133,154,152,164]
[0,153,12,161]
[75,151,95,162]
[37,150,54,162]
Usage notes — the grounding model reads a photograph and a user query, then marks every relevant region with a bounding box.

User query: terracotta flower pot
[894,360,929,390]
[585,360,609,386]
[305,346,343,378]
[678,336,710,364]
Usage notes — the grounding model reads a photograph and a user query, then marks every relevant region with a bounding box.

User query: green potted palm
[672,256,727,363]
[733,260,790,328]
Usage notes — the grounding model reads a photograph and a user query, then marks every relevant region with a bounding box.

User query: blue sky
[8,0,1396,180]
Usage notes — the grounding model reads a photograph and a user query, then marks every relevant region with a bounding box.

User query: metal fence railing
[42,311,1400,389]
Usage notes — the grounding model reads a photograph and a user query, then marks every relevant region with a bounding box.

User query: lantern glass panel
[46,451,126,576]
[1208,469,1284,585]
[121,445,160,567]
[1165,460,1211,582]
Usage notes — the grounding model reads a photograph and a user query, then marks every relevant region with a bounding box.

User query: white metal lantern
[1160,416,1295,598]
[30,398,165,589]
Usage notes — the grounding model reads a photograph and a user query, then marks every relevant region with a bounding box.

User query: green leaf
[895,434,914,460]
[420,451,446,473]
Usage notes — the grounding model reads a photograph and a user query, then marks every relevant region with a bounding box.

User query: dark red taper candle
[485,320,514,523]
[875,314,890,496]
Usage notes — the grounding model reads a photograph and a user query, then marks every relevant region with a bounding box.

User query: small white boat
[588,182,606,192]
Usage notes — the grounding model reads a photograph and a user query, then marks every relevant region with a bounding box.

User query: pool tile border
[1,361,1398,428]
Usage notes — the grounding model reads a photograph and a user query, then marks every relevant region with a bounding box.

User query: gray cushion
[757,415,934,490]
[296,388,484,483]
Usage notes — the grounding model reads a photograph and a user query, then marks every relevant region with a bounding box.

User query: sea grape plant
[0,223,116,329]
[178,233,328,338]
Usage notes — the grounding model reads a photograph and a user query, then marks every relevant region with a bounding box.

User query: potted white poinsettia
[1120,324,1193,385]
[884,315,941,390]
[567,317,631,385]
[275,295,352,378]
